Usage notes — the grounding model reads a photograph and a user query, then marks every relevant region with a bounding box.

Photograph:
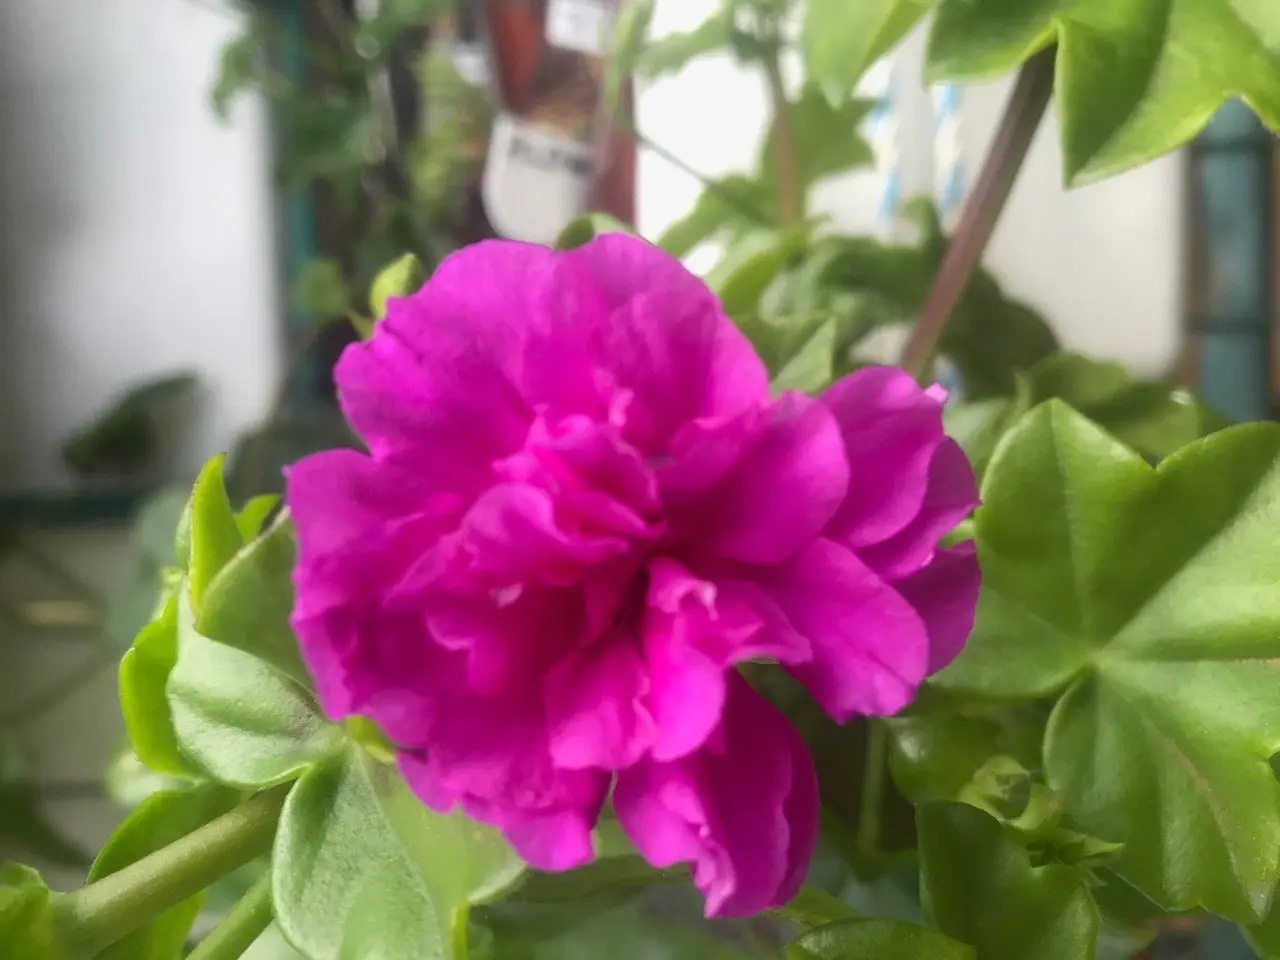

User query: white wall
[0,0,283,492]
[636,1,1185,379]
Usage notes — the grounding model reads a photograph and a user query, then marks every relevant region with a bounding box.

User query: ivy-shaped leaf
[274,749,524,960]
[937,402,1280,922]
[926,0,1280,183]
[802,0,936,103]
[947,353,1227,481]
[918,802,1099,959]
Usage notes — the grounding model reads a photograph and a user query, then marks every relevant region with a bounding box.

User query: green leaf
[87,784,242,960]
[188,455,245,611]
[120,594,200,780]
[939,401,1280,921]
[918,802,1098,959]
[760,88,874,197]
[656,176,771,257]
[212,23,263,119]
[604,0,654,108]
[196,512,311,688]
[168,586,340,788]
[1022,353,1225,461]
[926,0,1280,184]
[61,372,199,478]
[365,755,527,913]
[275,749,523,960]
[293,257,352,322]
[235,494,280,541]
[789,918,975,960]
[802,0,935,102]
[474,883,775,959]
[771,318,838,395]
[704,226,812,319]
[0,864,70,959]
[635,9,733,79]
[368,253,427,321]
[554,213,635,251]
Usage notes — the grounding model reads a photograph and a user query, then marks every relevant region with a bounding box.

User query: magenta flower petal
[285,235,980,913]
[613,676,817,918]
[821,367,950,548]
[545,639,655,770]
[688,392,849,565]
[895,541,981,673]
[759,539,930,721]
[566,235,770,445]
[857,438,979,580]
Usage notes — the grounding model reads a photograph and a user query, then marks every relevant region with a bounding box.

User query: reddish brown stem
[763,53,802,226]
[899,48,1057,378]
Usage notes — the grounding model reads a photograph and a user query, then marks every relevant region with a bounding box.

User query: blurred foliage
[213,0,479,320]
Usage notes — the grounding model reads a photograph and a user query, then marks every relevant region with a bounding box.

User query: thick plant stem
[57,787,288,955]
[899,48,1057,378]
[857,720,888,861]
[762,52,802,226]
[187,872,274,960]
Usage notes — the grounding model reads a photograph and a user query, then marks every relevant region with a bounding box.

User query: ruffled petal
[857,439,979,580]
[397,693,609,871]
[544,638,655,770]
[686,392,849,565]
[567,234,770,446]
[757,539,929,721]
[336,240,605,486]
[459,483,632,586]
[894,541,981,674]
[613,676,818,917]
[820,367,948,548]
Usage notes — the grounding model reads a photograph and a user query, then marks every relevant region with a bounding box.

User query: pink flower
[285,235,979,917]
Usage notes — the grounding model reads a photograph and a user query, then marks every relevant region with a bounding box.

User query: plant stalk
[899,48,1057,378]
[857,720,888,861]
[56,787,288,955]
[762,49,802,226]
[187,872,274,960]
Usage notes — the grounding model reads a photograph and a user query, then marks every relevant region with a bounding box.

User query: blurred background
[0,0,1274,957]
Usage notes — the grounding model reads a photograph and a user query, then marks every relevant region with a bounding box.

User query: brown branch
[899,48,1057,378]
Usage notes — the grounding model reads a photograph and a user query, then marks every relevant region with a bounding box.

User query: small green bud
[369,253,427,322]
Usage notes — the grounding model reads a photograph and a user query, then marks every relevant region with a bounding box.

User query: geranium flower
[285,234,979,917]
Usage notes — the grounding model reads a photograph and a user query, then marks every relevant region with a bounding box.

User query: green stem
[899,48,1057,378]
[187,872,274,960]
[0,646,118,727]
[761,47,802,226]
[56,787,288,955]
[857,720,888,861]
